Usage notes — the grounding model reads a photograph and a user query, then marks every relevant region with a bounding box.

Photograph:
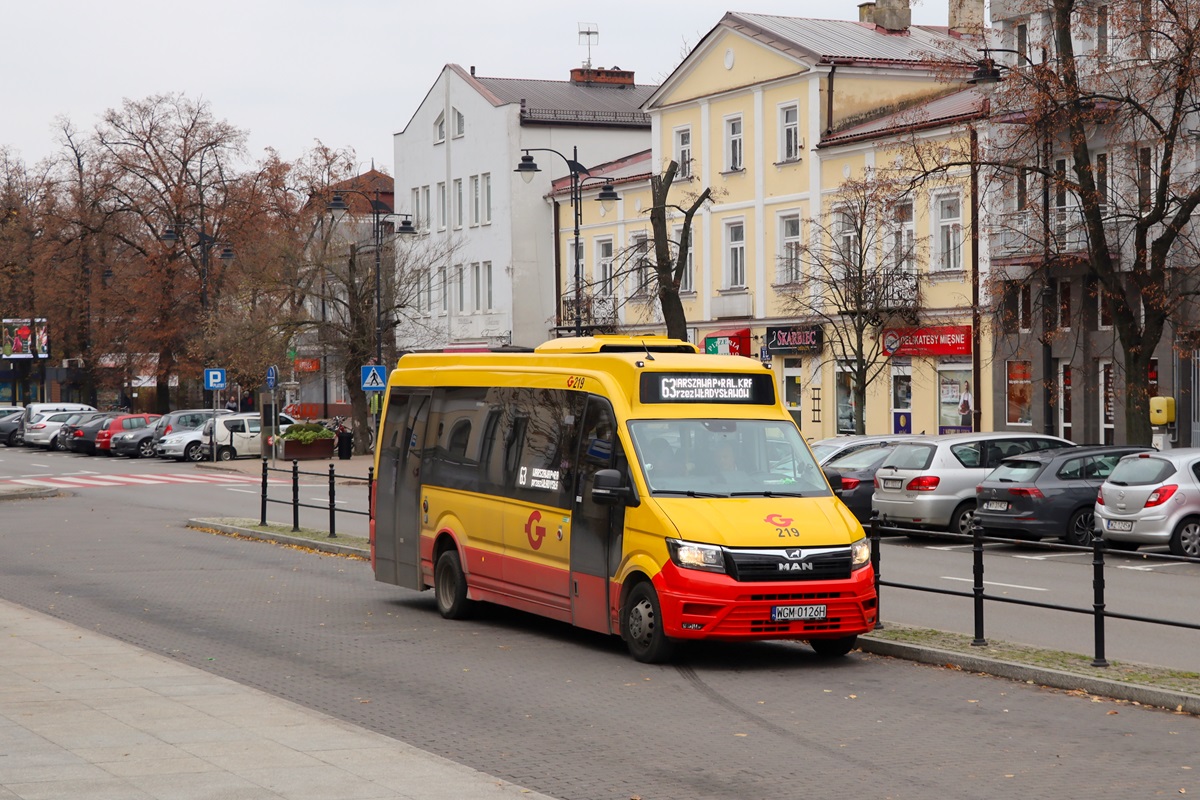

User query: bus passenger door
[374,389,430,589]
[570,397,621,634]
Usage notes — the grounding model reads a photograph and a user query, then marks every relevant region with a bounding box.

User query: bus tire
[809,635,858,658]
[621,581,674,663]
[435,549,473,620]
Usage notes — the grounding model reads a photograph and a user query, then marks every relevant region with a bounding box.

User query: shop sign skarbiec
[766,326,822,354]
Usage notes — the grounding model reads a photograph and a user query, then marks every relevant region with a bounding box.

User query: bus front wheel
[622,581,674,663]
[809,635,858,658]
[435,549,473,619]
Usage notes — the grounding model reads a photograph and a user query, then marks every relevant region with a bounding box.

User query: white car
[23,411,79,449]
[156,426,208,462]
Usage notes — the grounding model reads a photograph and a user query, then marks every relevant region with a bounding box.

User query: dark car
[825,444,897,524]
[61,412,119,453]
[110,423,159,458]
[67,413,124,455]
[0,411,25,446]
[94,414,160,455]
[975,445,1153,545]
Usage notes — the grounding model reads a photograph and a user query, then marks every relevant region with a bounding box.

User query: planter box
[278,437,335,461]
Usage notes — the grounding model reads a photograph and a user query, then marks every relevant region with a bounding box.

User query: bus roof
[533,335,699,355]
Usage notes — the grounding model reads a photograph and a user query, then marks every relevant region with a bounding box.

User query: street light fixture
[159,224,235,312]
[514,147,620,337]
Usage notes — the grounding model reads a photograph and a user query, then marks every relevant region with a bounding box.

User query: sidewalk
[0,598,557,800]
[195,454,378,482]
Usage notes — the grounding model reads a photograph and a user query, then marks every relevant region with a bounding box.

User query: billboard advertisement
[2,318,49,359]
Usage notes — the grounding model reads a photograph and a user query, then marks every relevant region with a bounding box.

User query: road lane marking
[1012,552,1083,560]
[11,479,64,487]
[51,476,126,486]
[941,576,1048,592]
[225,488,257,494]
[1118,563,1195,571]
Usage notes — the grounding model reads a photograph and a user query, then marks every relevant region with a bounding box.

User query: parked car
[156,426,209,462]
[93,414,160,455]
[110,424,160,458]
[153,408,232,446]
[1095,449,1200,557]
[824,443,898,524]
[21,410,80,449]
[200,412,295,461]
[58,411,118,452]
[810,434,915,466]
[0,411,24,446]
[17,402,96,441]
[872,432,1075,534]
[975,445,1152,545]
[0,406,22,421]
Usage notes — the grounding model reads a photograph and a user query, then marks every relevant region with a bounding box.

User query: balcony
[862,269,919,311]
[560,292,618,329]
[990,207,1121,261]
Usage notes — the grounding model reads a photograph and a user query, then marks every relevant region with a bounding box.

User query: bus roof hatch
[534,335,699,355]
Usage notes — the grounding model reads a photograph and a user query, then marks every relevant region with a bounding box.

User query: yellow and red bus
[371,335,876,662]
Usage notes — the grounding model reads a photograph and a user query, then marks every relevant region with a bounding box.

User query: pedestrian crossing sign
[361,365,387,391]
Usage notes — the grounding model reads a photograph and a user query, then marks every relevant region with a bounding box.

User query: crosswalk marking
[11,479,63,487]
[0,472,282,490]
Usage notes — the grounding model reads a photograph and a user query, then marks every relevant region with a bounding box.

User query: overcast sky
[2,0,959,172]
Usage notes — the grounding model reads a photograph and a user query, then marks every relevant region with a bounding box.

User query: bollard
[368,465,375,521]
[971,515,987,647]
[291,460,300,533]
[869,511,883,630]
[1091,535,1110,667]
[328,463,337,539]
[260,459,268,527]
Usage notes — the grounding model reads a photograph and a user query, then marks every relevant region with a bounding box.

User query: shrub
[278,422,335,444]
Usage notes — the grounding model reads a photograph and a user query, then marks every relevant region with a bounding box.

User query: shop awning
[704,327,751,356]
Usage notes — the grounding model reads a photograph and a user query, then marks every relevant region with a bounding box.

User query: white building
[393,64,657,349]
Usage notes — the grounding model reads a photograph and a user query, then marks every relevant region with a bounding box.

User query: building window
[453,108,465,138]
[411,189,421,230]
[892,201,914,273]
[453,179,463,229]
[1016,168,1029,211]
[438,266,447,313]
[1006,360,1034,425]
[936,195,962,271]
[835,366,857,435]
[1059,363,1072,441]
[725,116,743,172]
[1019,283,1033,332]
[597,238,614,297]
[1095,153,1108,211]
[836,209,858,282]
[483,261,493,310]
[632,234,651,295]
[456,266,465,312]
[437,182,446,230]
[1098,284,1113,329]
[726,221,746,288]
[481,173,491,224]
[939,367,973,432]
[783,357,804,427]
[1137,146,1152,211]
[1057,279,1072,331]
[434,112,446,143]
[892,368,912,412]
[469,175,480,226]
[780,104,800,162]
[1096,5,1109,57]
[675,127,692,178]
[471,262,481,311]
[674,225,694,293]
[422,186,431,230]
[779,214,801,284]
[1016,22,1029,63]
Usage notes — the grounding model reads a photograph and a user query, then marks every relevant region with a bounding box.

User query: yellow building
[551,2,993,439]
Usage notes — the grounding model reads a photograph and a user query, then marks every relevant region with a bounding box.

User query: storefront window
[835,368,856,434]
[782,357,803,428]
[1006,360,1034,426]
[938,367,973,433]
[892,368,913,434]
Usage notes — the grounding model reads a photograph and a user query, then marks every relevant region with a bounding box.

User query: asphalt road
[0,447,1196,799]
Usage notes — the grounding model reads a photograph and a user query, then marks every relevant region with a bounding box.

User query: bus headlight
[850,538,871,570]
[666,539,727,574]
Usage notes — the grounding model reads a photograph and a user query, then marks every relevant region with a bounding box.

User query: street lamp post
[325,191,417,367]
[514,147,619,337]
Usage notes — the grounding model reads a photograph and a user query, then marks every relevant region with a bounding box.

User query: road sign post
[205,368,226,463]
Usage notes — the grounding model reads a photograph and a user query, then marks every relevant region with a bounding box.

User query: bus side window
[505,416,527,479]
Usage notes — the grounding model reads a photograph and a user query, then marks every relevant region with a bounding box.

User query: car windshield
[628,419,829,497]
[827,445,893,470]
[988,459,1044,482]
[882,443,936,470]
[1107,456,1176,486]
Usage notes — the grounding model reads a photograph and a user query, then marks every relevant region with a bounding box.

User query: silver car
[809,434,916,466]
[872,432,1074,534]
[22,411,78,449]
[1095,449,1200,557]
[156,427,207,462]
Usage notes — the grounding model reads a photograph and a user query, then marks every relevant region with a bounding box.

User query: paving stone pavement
[0,597,558,800]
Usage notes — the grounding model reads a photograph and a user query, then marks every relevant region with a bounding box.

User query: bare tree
[776,175,924,435]
[648,161,712,340]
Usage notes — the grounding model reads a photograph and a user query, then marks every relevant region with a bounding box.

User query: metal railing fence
[259,459,373,538]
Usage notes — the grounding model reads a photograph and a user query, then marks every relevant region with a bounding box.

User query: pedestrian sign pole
[266,365,279,467]
[362,365,387,446]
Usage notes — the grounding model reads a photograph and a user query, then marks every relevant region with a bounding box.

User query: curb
[187,517,1200,715]
[186,519,369,559]
[0,487,61,502]
[858,636,1200,714]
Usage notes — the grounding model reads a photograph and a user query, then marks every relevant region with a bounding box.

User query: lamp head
[217,246,235,264]
[160,226,179,243]
[326,194,350,213]
[396,215,417,235]
[595,180,620,212]
[514,152,540,184]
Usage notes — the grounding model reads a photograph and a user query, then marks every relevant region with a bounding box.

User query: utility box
[1150,396,1176,426]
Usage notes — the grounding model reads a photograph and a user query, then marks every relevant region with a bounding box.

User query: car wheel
[949,502,976,538]
[137,439,156,458]
[810,635,858,658]
[1065,508,1095,547]
[183,442,202,462]
[2,431,14,447]
[55,434,69,451]
[216,446,235,462]
[434,549,473,619]
[47,435,58,450]
[622,580,675,663]
[1170,517,1200,558]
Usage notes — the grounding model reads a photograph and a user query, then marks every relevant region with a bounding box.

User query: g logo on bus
[525,509,547,550]
[566,375,586,389]
[765,513,794,527]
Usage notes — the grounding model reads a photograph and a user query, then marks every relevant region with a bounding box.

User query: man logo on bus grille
[524,509,546,550]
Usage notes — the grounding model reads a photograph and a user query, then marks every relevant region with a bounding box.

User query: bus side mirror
[592,468,635,506]
[823,467,843,497]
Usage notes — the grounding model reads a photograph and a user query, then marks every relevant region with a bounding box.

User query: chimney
[570,66,635,86]
[858,2,876,23]
[948,0,985,35]
[469,65,476,77]
[874,0,911,32]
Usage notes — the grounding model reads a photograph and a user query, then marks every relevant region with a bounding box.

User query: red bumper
[651,562,877,642]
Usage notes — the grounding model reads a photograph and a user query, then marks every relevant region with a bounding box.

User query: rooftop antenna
[578,22,598,69]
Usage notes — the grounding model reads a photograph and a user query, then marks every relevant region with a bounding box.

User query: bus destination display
[640,372,776,404]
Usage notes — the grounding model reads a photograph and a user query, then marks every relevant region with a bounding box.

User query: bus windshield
[628,419,829,497]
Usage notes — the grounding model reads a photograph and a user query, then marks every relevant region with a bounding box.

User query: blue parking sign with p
[361,365,387,391]
[204,368,226,390]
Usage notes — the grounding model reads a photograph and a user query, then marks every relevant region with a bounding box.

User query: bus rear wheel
[622,581,674,663]
[435,549,473,619]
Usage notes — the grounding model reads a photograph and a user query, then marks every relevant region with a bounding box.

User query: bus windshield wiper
[653,489,729,498]
[729,491,809,498]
